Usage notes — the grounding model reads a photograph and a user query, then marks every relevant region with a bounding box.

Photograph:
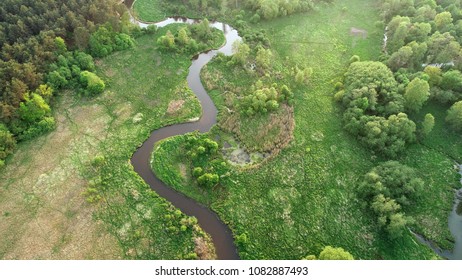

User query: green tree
[435,11,453,32]
[114,33,135,51]
[177,27,190,46]
[387,212,410,238]
[407,22,431,43]
[427,32,460,63]
[0,124,16,161]
[359,161,423,207]
[195,18,212,41]
[387,16,410,53]
[79,71,105,96]
[446,101,462,131]
[74,51,95,72]
[232,41,250,65]
[421,113,435,137]
[89,26,114,57]
[424,66,442,86]
[35,84,53,101]
[158,30,176,50]
[54,36,67,54]
[441,70,462,92]
[404,77,430,112]
[359,113,416,157]
[197,173,219,188]
[18,93,51,123]
[387,46,413,71]
[74,26,90,50]
[408,41,427,69]
[259,0,279,19]
[318,246,354,260]
[256,47,273,74]
[193,167,203,177]
[359,161,422,237]
[371,194,409,238]
[343,61,402,115]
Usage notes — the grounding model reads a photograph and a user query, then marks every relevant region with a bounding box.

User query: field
[143,0,459,259]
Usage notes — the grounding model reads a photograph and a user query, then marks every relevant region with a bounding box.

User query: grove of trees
[358,161,423,238]
[156,19,221,54]
[338,61,417,157]
[380,0,462,131]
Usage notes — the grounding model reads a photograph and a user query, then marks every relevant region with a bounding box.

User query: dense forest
[0,0,138,167]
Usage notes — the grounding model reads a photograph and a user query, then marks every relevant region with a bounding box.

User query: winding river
[127,4,240,259]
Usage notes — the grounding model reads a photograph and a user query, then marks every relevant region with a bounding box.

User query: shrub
[193,167,203,177]
[0,124,16,160]
[197,173,219,188]
[79,71,105,96]
[318,246,354,260]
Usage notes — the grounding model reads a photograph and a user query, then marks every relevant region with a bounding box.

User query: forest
[1,0,461,260]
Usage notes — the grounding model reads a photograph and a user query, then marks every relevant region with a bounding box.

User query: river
[127,2,241,259]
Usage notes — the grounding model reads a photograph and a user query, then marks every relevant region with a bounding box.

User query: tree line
[153,0,334,22]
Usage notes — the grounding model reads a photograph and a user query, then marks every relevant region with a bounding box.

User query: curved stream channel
[128,7,240,259]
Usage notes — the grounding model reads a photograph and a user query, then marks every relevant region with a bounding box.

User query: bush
[318,246,354,260]
[193,167,203,177]
[197,173,219,188]
[240,84,282,116]
[18,116,56,141]
[358,161,423,237]
[79,71,105,96]
[421,113,435,137]
[0,124,16,160]
[250,13,261,23]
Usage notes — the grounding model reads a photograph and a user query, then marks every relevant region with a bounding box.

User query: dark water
[445,166,462,259]
[129,13,241,259]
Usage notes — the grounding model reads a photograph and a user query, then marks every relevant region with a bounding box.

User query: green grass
[149,0,458,260]
[132,0,166,22]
